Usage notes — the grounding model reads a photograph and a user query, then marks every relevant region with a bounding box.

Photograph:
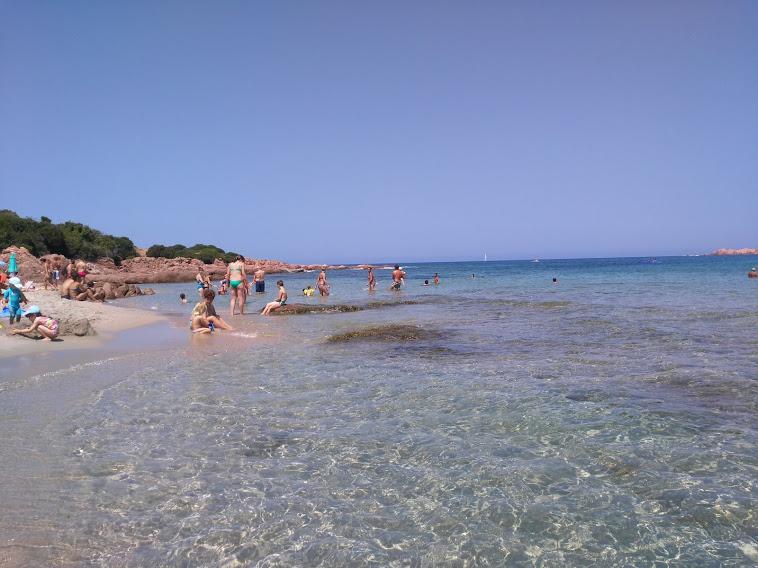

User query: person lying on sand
[10,305,59,340]
[190,289,234,333]
[262,280,287,315]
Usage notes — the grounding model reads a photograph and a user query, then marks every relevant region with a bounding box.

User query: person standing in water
[434,273,440,285]
[317,268,330,296]
[253,268,266,293]
[262,280,288,315]
[390,265,405,290]
[195,267,210,298]
[367,267,376,291]
[225,255,248,316]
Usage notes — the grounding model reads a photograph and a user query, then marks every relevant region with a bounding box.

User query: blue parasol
[8,253,18,274]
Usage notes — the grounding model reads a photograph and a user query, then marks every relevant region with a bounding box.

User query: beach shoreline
[0,289,170,361]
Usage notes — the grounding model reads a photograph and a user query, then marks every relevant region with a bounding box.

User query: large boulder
[58,317,97,337]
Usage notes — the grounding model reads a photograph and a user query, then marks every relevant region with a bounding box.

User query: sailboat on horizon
[484,252,487,262]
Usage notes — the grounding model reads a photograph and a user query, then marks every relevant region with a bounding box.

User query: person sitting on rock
[10,305,59,341]
[190,289,234,333]
[262,280,287,315]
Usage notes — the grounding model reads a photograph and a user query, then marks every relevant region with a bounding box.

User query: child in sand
[10,305,59,340]
[3,277,28,324]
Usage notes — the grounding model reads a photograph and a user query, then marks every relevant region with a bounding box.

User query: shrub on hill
[0,210,137,263]
[146,243,240,264]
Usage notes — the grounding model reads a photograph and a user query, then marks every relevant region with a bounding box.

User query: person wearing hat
[10,305,59,340]
[3,276,28,324]
[749,267,758,279]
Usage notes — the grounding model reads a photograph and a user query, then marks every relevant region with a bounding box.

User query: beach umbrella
[8,253,17,274]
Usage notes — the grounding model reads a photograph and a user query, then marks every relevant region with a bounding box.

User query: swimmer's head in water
[179,293,186,300]
[424,280,429,284]
[203,289,216,301]
[277,280,284,287]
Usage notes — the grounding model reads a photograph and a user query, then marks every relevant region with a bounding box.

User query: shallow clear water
[1,256,757,566]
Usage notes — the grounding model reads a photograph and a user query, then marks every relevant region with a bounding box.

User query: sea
[0,256,756,566]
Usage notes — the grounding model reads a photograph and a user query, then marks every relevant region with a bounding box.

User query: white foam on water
[737,541,758,561]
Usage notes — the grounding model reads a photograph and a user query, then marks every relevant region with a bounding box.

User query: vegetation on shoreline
[145,243,241,264]
[0,210,137,264]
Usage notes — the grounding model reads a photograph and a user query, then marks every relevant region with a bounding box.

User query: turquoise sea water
[1,256,756,565]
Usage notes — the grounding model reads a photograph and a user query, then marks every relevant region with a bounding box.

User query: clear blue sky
[1,1,756,263]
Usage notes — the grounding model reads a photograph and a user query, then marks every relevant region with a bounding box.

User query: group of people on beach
[185,261,435,334]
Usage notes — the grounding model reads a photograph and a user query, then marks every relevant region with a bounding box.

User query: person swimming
[179,292,188,304]
[423,279,429,286]
[262,280,287,315]
[302,285,315,297]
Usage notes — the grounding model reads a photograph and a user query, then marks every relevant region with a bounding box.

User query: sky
[1,1,756,263]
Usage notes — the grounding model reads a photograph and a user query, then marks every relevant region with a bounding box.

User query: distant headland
[710,248,758,256]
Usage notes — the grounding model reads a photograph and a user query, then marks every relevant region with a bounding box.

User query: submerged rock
[326,324,442,343]
[270,300,420,316]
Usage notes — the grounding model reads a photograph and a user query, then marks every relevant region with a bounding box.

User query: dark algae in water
[327,324,443,343]
[271,299,421,315]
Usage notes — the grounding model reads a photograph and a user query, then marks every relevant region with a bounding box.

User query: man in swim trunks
[317,269,330,296]
[253,268,265,293]
[390,265,405,290]
[225,255,248,316]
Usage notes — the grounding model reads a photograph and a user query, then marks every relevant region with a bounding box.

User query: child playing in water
[10,305,59,340]
[179,293,188,304]
[262,280,287,315]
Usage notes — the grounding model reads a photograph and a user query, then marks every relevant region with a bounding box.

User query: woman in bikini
[262,280,287,315]
[225,255,248,316]
[10,305,59,340]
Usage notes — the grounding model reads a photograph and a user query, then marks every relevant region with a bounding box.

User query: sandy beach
[0,289,166,359]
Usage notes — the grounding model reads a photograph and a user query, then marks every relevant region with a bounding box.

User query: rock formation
[711,248,758,256]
